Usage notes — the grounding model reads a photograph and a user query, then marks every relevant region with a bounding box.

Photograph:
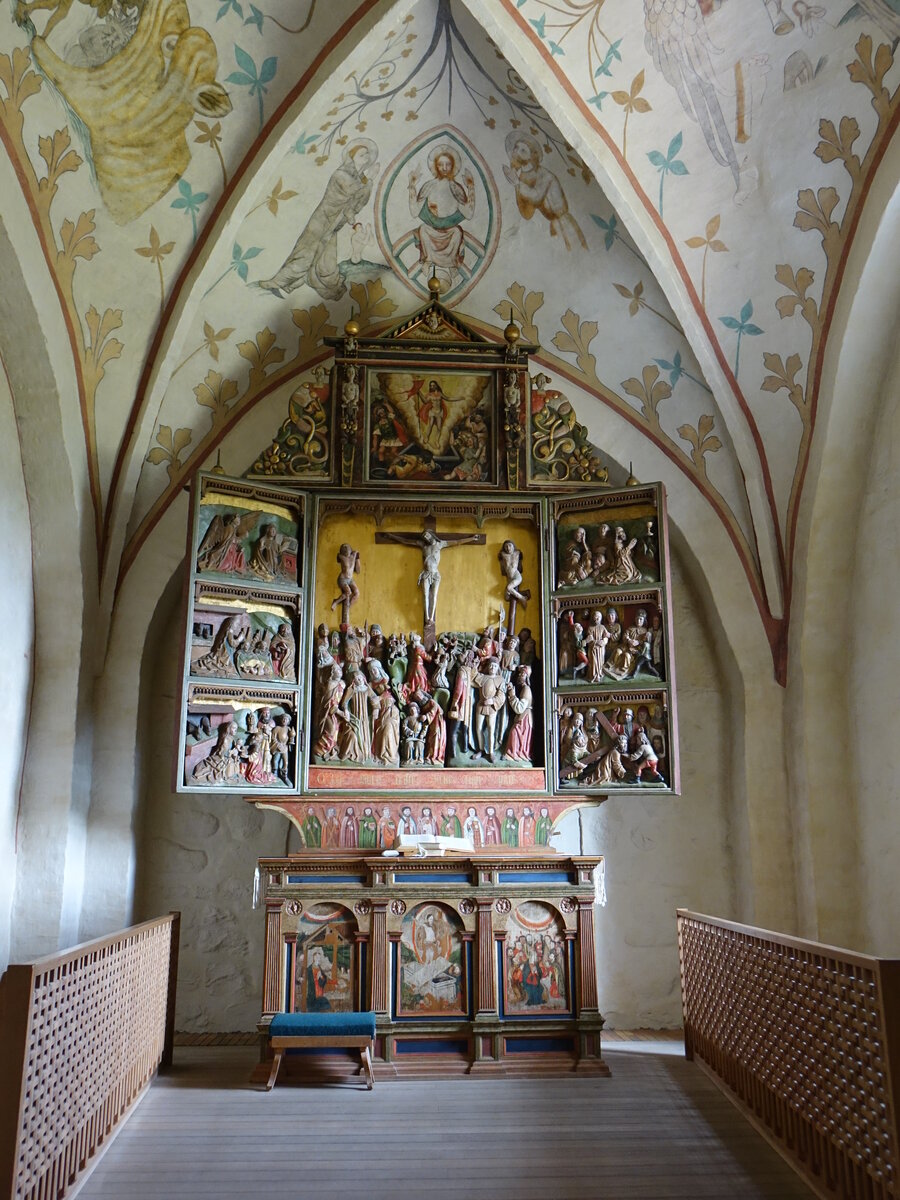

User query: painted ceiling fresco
[1,0,897,679]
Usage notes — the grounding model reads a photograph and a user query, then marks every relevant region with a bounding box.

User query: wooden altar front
[256,851,607,1078]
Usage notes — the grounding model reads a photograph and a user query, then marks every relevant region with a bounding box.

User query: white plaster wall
[0,365,35,971]
[133,575,285,1031]
[851,354,900,956]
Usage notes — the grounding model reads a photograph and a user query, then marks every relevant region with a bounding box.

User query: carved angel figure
[196,510,260,574]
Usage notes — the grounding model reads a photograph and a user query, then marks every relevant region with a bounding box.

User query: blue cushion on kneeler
[269,1011,376,1038]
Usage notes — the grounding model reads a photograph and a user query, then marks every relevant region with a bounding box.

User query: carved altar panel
[176,303,679,802]
[549,486,679,795]
[176,473,305,793]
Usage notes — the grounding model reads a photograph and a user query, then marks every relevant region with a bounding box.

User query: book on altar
[393,834,475,857]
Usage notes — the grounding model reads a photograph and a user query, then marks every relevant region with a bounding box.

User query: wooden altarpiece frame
[175,290,680,810]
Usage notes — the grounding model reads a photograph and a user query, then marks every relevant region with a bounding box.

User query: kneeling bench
[266,1011,376,1090]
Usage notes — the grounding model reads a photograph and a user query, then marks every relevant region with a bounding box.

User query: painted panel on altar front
[504,902,568,1016]
[365,370,496,486]
[195,486,301,589]
[294,904,356,1013]
[398,903,466,1017]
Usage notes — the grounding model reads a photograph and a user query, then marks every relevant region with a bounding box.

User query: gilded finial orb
[504,320,520,345]
[344,317,360,338]
[626,461,639,487]
[211,450,226,476]
[427,272,443,297]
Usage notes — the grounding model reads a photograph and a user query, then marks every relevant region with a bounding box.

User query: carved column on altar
[262,899,283,1016]
[576,899,599,1015]
[369,900,389,1015]
[475,898,496,1017]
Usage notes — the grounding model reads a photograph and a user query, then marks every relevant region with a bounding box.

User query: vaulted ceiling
[2,0,897,679]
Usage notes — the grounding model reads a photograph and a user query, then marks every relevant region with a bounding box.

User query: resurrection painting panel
[398,903,466,1017]
[365,370,495,485]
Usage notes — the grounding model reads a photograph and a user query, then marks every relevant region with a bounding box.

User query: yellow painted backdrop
[314,510,542,654]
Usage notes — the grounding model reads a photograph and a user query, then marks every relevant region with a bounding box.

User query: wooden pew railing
[0,912,180,1200]
[678,910,900,1200]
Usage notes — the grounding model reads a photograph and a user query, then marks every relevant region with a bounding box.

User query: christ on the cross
[375,521,485,631]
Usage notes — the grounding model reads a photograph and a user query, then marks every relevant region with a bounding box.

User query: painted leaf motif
[668,131,683,158]
[706,215,720,239]
[742,323,763,336]
[668,160,688,176]
[684,236,706,248]
[647,150,667,168]
[60,211,99,261]
[719,316,741,330]
[740,299,754,323]
[259,56,277,84]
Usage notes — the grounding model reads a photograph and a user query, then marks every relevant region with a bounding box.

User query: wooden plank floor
[75,1043,814,1200]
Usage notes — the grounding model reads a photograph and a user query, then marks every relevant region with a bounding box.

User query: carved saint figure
[557,527,591,588]
[367,661,400,766]
[591,734,630,786]
[401,705,425,765]
[191,720,241,784]
[249,524,283,581]
[605,609,651,681]
[270,714,294,785]
[597,526,642,586]
[504,665,533,762]
[473,658,506,761]
[313,663,345,759]
[269,623,295,681]
[338,671,375,762]
[498,540,531,608]
[584,609,610,683]
[194,612,249,676]
[408,143,476,291]
[331,544,360,613]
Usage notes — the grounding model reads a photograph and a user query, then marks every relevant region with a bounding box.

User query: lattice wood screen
[678,910,900,1200]
[0,913,179,1200]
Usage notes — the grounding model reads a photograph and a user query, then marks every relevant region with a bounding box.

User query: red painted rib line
[784,98,900,603]
[499,0,785,580]
[0,124,103,554]
[101,0,383,572]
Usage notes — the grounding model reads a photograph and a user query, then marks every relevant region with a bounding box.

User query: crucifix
[375,514,485,649]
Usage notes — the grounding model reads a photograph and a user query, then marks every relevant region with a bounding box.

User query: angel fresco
[643,0,773,202]
[22,0,232,224]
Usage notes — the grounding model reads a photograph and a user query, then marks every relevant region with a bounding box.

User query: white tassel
[252,866,260,909]
[594,860,607,907]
